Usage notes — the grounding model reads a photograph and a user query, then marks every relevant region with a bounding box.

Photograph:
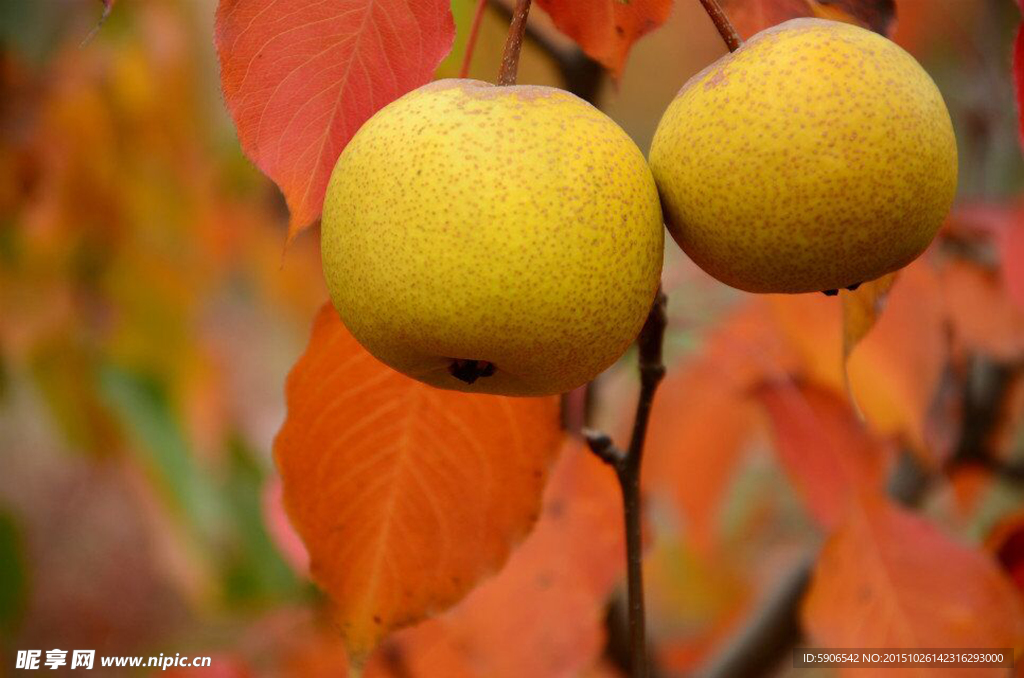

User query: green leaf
[98,364,224,541]
[436,0,478,78]
[220,436,302,605]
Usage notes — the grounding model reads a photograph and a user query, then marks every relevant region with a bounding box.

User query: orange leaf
[756,382,890,529]
[275,304,563,660]
[803,494,1024,657]
[770,260,947,457]
[841,273,898,405]
[534,0,672,78]
[809,0,895,35]
[215,0,455,238]
[721,0,894,39]
[841,273,898,363]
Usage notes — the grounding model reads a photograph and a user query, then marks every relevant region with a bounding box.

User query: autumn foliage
[2,0,1024,676]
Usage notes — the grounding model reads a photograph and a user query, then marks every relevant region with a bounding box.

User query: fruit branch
[498,0,533,86]
[487,0,604,101]
[584,289,668,678]
[697,0,743,52]
[947,358,1024,486]
[459,0,489,78]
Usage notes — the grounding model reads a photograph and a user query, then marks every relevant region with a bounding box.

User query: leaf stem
[459,0,488,78]
[697,0,743,52]
[584,288,668,678]
[497,0,532,86]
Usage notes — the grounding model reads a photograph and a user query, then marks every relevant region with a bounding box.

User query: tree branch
[487,0,604,101]
[946,358,1024,487]
[585,289,668,678]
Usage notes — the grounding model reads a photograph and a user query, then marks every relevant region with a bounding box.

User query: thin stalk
[497,0,532,86]
[585,289,668,678]
[698,0,743,52]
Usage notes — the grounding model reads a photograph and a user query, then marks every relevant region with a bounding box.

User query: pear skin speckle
[322,79,664,396]
[649,18,958,294]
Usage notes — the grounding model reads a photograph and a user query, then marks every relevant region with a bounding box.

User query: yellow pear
[321,79,664,396]
[649,18,957,294]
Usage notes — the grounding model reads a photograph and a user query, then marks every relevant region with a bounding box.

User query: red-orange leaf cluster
[373,440,624,678]
[275,304,563,661]
[215,0,455,238]
[535,0,672,78]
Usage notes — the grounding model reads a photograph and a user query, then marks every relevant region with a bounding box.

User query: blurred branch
[947,358,1024,486]
[81,0,116,47]
[701,554,813,678]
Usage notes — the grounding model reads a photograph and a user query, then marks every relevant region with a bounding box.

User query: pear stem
[698,0,743,52]
[584,288,668,678]
[497,0,532,86]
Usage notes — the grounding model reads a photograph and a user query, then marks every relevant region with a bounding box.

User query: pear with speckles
[649,18,957,294]
[321,79,664,396]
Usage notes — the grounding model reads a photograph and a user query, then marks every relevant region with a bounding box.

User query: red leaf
[1014,21,1024,150]
[803,495,1024,654]
[215,0,455,239]
[534,0,672,78]
[940,259,1024,361]
[720,0,808,39]
[275,304,563,660]
[756,382,890,530]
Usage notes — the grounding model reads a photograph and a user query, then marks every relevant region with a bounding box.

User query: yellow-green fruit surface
[649,18,958,294]
[322,79,664,396]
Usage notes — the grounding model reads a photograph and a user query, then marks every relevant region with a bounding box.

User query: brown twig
[946,358,1024,486]
[497,0,533,86]
[584,289,668,678]
[487,0,604,101]
[459,0,489,78]
[698,0,743,52]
